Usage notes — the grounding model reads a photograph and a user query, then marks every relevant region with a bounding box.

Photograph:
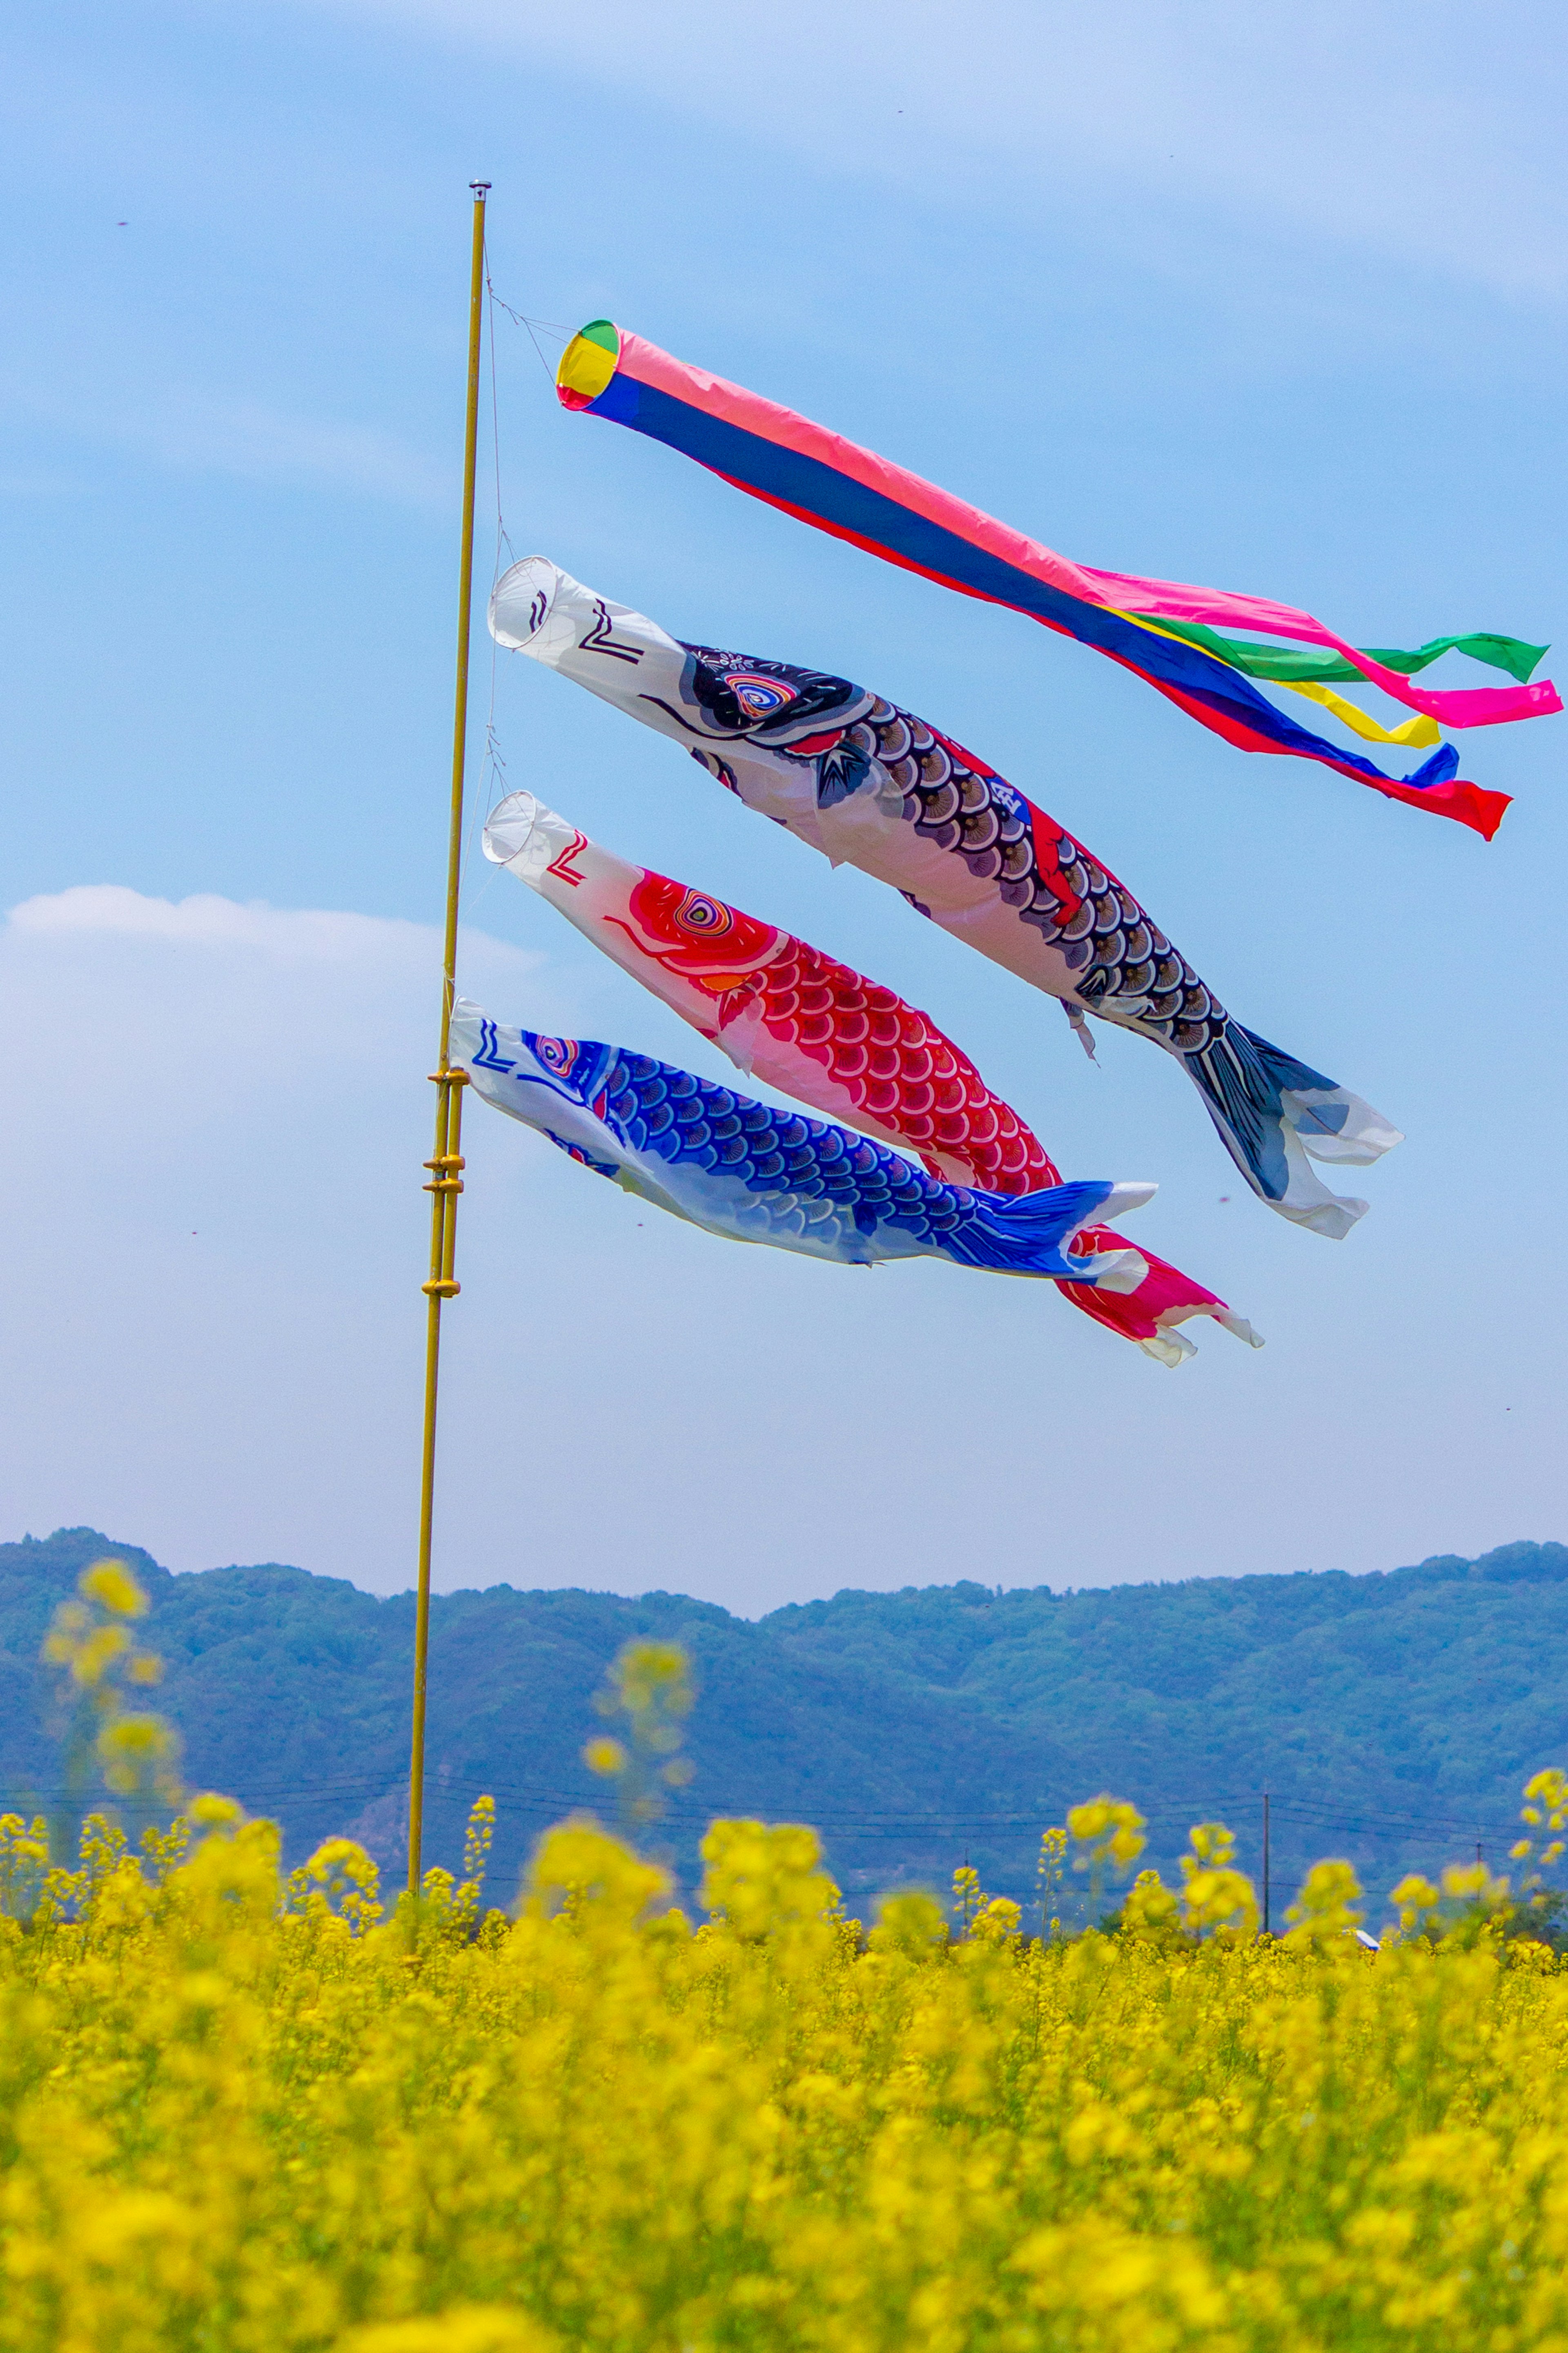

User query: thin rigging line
[482,254,519,818]
[459,243,519,919]
[479,243,505,833]
[486,261,517,583]
[488,286,569,379]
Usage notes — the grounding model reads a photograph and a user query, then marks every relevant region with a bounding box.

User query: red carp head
[615,872,782,993]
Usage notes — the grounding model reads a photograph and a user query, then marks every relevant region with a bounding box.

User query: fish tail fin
[958,1178,1154,1280]
[1134,1307,1263,1366]
[1059,1226,1265,1363]
[1186,1024,1402,1238]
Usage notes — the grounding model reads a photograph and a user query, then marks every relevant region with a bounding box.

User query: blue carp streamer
[451,1000,1153,1285]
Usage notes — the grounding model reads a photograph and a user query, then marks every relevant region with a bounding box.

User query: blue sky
[1,0,1564,1610]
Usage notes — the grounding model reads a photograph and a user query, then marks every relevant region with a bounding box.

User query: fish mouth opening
[489,555,562,651]
[482,789,543,867]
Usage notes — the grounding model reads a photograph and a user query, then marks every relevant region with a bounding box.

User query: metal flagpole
[407,178,489,1895]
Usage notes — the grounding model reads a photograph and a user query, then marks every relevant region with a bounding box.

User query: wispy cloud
[13,884,436,959]
[0,881,544,1586]
[7,883,537,987]
[283,0,1568,302]
[0,372,446,506]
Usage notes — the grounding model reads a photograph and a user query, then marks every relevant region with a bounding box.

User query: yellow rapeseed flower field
[6,1563,1568,2352]
[6,1802,1568,2351]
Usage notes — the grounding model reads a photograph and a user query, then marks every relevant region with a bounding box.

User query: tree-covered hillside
[4,1525,1564,1916]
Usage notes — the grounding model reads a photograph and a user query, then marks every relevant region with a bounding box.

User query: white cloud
[11,883,433,957]
[281,0,1568,300]
[4,883,540,1049]
[0,884,549,1589]
[0,886,568,1169]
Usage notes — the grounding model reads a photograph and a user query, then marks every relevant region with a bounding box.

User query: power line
[2,1779,1530,1848]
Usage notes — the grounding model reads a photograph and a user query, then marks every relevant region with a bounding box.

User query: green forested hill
[4,1525,1565,1918]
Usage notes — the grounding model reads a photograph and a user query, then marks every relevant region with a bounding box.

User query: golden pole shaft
[408,180,489,1896]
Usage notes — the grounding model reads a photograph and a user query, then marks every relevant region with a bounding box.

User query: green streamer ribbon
[1138,618,1548,689]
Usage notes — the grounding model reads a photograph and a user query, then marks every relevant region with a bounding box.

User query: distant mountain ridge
[4,1526,1565,1914]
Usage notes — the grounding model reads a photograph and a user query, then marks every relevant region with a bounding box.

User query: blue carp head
[450,999,624,1171]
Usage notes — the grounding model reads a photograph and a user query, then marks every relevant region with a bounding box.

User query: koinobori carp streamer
[482,789,1260,1363]
[490,557,1402,1238]
[552,319,1559,839]
[451,1000,1154,1287]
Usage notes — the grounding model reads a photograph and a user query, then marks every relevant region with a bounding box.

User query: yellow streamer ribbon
[1114,604,1443,749]
[1281,680,1441,749]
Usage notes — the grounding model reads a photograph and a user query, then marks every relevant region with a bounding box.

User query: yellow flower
[1392,1871,1440,1934]
[700,1818,838,1938]
[337,2308,557,2353]
[80,1558,149,1617]
[188,1790,245,1829]
[526,1818,670,1926]
[1286,1857,1364,1941]
[98,1713,180,1797]
[971,1894,1022,1944]
[869,1890,947,1957]
[1067,1793,1147,1883]
[1123,1867,1180,1934]
[1180,1822,1259,1941]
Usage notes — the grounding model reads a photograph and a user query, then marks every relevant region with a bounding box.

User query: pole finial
[470,181,491,197]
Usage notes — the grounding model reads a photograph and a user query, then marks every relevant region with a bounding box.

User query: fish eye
[678,893,728,934]
[724,671,796,720]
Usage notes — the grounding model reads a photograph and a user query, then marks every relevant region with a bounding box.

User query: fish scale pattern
[607,1051,962,1232]
[749,940,1056,1195]
[592,1048,1103,1271]
[747,938,1144,1287]
[682,649,1232,1064]
[855,697,1232,1062]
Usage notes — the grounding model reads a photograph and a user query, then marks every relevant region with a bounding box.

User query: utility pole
[1262,1791,1271,1935]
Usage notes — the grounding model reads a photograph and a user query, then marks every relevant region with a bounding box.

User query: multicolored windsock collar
[558,319,621,411]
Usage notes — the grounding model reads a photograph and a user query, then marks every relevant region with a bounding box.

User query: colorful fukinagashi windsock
[490,558,1402,1239]
[481,789,1260,1364]
[450,998,1155,1288]
[552,319,1560,839]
